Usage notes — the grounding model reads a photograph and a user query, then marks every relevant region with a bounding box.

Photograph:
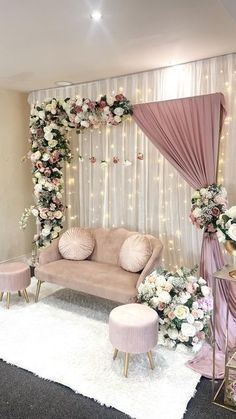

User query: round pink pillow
[59,228,95,261]
[119,234,152,273]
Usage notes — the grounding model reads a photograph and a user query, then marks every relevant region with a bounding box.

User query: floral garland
[189,184,227,233]
[138,266,212,351]
[20,94,133,247]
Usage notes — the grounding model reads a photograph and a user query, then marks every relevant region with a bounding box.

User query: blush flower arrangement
[216,206,236,243]
[20,94,133,247]
[189,184,227,233]
[137,266,212,351]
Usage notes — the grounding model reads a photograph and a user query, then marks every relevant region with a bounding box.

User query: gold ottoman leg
[23,289,30,303]
[147,351,155,370]
[0,291,3,302]
[6,292,11,309]
[113,348,118,360]
[35,280,42,303]
[124,353,130,378]
[18,290,21,297]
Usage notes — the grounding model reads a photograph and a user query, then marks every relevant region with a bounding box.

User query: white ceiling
[0,0,236,92]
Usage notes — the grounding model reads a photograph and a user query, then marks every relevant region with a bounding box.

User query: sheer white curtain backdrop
[28,53,236,269]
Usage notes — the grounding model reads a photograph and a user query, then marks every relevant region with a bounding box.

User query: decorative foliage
[138,266,212,351]
[20,94,133,247]
[217,206,236,243]
[189,184,227,233]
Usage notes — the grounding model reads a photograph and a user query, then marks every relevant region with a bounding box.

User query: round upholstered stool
[109,303,158,377]
[0,262,31,309]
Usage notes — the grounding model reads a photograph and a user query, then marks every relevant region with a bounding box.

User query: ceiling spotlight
[55,81,72,86]
[90,10,102,21]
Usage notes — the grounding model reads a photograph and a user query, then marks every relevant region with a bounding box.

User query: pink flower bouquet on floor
[189,183,227,233]
[137,266,212,351]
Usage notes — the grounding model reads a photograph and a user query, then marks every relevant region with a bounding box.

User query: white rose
[42,153,50,161]
[42,226,51,237]
[44,132,54,141]
[34,172,42,179]
[194,321,204,332]
[48,139,58,148]
[76,98,82,106]
[114,107,124,116]
[187,314,195,324]
[81,120,90,128]
[34,184,42,193]
[174,305,190,320]
[38,111,45,120]
[181,323,196,337]
[54,226,62,233]
[192,301,199,310]
[51,108,56,115]
[167,328,179,340]
[82,104,88,112]
[217,229,226,243]
[201,285,210,297]
[198,277,207,285]
[114,115,121,123]
[155,275,166,286]
[227,224,236,241]
[107,97,114,106]
[51,231,59,239]
[200,188,207,196]
[151,297,159,307]
[179,292,191,304]
[192,190,200,199]
[46,104,52,111]
[159,290,171,304]
[103,106,110,114]
[31,208,39,217]
[225,206,236,219]
[193,207,202,218]
[75,115,81,123]
[55,211,63,219]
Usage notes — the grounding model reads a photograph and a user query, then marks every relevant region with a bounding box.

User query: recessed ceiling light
[90,10,102,21]
[55,81,72,86]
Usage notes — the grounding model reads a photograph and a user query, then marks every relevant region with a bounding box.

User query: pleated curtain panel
[133,92,235,378]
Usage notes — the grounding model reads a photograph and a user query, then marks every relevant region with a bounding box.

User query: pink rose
[158,302,166,311]
[168,311,176,320]
[115,94,124,101]
[192,310,199,319]
[186,283,194,294]
[211,207,220,217]
[214,196,226,205]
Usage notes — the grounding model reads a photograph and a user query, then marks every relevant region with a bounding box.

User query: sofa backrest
[88,227,136,265]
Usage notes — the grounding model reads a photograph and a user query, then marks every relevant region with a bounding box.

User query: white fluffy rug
[0,279,200,419]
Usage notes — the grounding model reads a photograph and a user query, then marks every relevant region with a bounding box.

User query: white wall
[0,89,34,262]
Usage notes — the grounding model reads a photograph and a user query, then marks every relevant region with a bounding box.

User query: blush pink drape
[133,93,236,378]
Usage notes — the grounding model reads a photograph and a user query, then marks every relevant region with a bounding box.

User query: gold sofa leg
[35,280,42,303]
[147,351,155,370]
[18,290,21,297]
[113,348,118,360]
[6,292,10,309]
[0,291,3,302]
[124,353,130,378]
[23,289,30,303]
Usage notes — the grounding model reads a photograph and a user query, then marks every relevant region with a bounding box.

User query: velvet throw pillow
[119,234,152,273]
[59,228,95,261]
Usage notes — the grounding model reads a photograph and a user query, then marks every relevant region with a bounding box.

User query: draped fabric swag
[133,93,236,378]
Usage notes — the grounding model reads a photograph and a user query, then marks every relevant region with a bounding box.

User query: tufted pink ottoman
[109,303,158,377]
[0,262,31,309]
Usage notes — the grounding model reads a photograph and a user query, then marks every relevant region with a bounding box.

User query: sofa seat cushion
[35,260,139,304]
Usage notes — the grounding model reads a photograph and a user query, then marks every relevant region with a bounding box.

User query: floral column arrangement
[20,94,133,247]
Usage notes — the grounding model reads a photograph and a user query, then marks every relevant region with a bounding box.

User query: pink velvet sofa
[35,227,163,304]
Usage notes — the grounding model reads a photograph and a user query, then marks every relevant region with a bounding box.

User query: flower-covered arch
[20,94,133,247]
